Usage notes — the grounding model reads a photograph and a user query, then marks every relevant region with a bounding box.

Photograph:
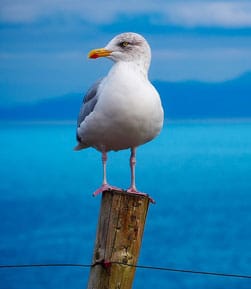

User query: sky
[1,0,251,106]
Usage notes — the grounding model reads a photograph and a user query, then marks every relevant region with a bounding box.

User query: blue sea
[0,120,251,289]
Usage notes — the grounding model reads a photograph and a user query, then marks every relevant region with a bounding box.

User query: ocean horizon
[0,119,251,289]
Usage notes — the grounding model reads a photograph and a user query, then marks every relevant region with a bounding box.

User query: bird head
[88,32,151,70]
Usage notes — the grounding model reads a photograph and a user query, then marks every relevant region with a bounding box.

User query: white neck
[112,59,150,79]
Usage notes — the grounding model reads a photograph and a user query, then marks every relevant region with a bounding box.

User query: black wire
[0,262,251,279]
[115,262,251,279]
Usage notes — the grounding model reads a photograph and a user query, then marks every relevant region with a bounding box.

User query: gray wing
[77,79,103,128]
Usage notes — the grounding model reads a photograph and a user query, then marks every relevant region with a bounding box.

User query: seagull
[75,32,164,197]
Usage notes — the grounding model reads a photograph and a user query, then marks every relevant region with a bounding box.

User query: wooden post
[87,190,151,289]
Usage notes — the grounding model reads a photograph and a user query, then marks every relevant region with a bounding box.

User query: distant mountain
[0,93,83,121]
[0,72,251,120]
[155,71,251,119]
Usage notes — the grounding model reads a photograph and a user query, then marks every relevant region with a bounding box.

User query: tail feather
[74,143,88,151]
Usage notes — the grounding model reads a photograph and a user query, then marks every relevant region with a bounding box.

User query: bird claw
[93,184,122,197]
[126,187,156,204]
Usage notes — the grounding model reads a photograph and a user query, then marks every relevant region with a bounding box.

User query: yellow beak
[88,48,112,59]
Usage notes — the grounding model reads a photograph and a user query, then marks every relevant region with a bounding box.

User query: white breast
[78,62,164,151]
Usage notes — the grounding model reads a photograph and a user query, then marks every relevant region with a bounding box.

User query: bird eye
[120,41,129,48]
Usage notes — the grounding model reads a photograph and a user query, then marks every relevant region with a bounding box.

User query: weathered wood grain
[87,190,150,289]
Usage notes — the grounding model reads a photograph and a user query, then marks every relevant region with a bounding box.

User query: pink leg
[102,151,108,186]
[93,151,121,196]
[127,147,155,203]
[127,147,137,193]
